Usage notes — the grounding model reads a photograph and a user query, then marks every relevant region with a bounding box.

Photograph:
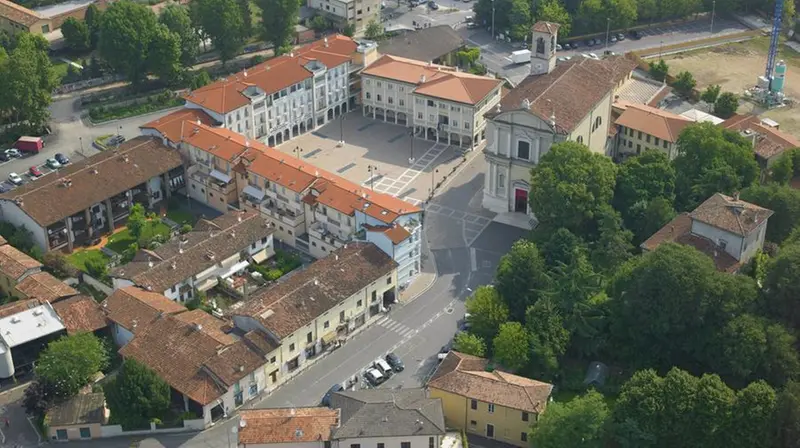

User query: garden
[88,91,184,123]
[248,248,303,281]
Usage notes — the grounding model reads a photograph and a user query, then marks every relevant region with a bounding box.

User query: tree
[673,122,759,210]
[190,70,212,89]
[256,0,300,54]
[672,70,696,96]
[22,381,59,418]
[127,203,147,240]
[507,0,532,41]
[149,25,183,84]
[776,381,800,448]
[492,322,529,371]
[104,359,171,429]
[590,206,634,272]
[614,150,676,217]
[714,91,740,118]
[701,84,722,105]
[42,251,78,279]
[607,0,638,30]
[85,3,102,49]
[453,332,487,357]
[465,286,508,342]
[535,0,571,36]
[539,227,588,268]
[637,0,658,21]
[529,141,617,237]
[309,15,330,33]
[36,333,108,398]
[238,0,253,37]
[763,243,800,330]
[342,23,356,37]
[456,47,480,69]
[365,20,383,40]
[530,390,610,448]
[649,59,669,82]
[0,33,57,128]
[192,0,245,63]
[0,222,41,259]
[771,152,794,185]
[525,298,570,376]
[98,1,161,85]
[726,381,777,448]
[575,0,605,33]
[159,4,200,66]
[625,197,676,245]
[494,240,550,321]
[741,184,800,244]
[608,243,757,372]
[61,17,91,52]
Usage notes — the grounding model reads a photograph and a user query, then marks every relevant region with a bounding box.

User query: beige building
[641,193,773,273]
[427,351,552,448]
[231,242,397,387]
[361,54,503,149]
[481,21,636,223]
[306,0,379,33]
[46,392,108,441]
[0,0,105,35]
[722,114,800,168]
[613,102,693,160]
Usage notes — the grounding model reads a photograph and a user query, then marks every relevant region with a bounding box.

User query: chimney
[324,37,329,47]
[419,74,426,84]
[193,323,203,331]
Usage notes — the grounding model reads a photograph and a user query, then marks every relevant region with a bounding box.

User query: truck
[14,136,44,154]
[510,49,531,64]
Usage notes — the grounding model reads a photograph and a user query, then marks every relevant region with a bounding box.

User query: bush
[266,268,283,281]
[88,93,184,122]
[179,223,193,234]
[42,251,78,279]
[84,257,108,279]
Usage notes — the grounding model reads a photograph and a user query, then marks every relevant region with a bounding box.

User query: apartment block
[306,0,380,33]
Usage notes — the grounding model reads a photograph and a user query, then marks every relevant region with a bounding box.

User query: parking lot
[0,150,82,194]
[462,17,750,85]
[275,111,467,201]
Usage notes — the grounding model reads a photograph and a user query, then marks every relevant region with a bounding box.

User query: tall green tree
[726,381,777,448]
[525,298,571,376]
[763,243,800,330]
[149,25,183,84]
[453,332,487,357]
[159,4,200,66]
[192,0,245,64]
[61,17,91,52]
[494,240,550,321]
[465,286,509,343]
[637,0,658,21]
[672,71,697,96]
[535,0,571,36]
[530,390,610,448]
[35,333,109,398]
[700,84,722,105]
[776,380,800,448]
[613,150,676,216]
[238,0,253,37]
[539,227,588,268]
[127,203,147,240]
[98,1,161,85]
[714,91,740,118]
[492,322,529,371]
[364,20,383,40]
[590,205,634,272]
[673,122,759,210]
[0,33,57,127]
[507,0,532,40]
[104,359,171,429]
[607,0,638,29]
[740,184,800,244]
[84,3,103,49]
[575,0,604,33]
[529,141,617,238]
[257,0,300,54]
[649,59,669,82]
[771,153,794,185]
[625,197,677,245]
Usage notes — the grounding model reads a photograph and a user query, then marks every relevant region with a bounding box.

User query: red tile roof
[51,295,107,334]
[362,54,502,105]
[140,109,218,144]
[0,0,41,27]
[690,193,773,237]
[238,408,340,444]
[363,223,411,244]
[532,21,560,34]
[102,286,187,333]
[722,114,800,161]
[615,103,694,143]
[15,272,78,302]
[0,244,42,281]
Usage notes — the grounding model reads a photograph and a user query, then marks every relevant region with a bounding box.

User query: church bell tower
[530,21,560,76]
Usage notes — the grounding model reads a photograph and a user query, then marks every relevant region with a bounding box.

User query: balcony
[308,221,349,248]
[190,169,236,195]
[261,200,304,227]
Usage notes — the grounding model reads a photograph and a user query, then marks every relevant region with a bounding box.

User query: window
[388,97,393,105]
[79,427,91,439]
[470,420,477,427]
[41,24,50,33]
[372,290,378,302]
[378,444,385,448]
[324,320,330,329]
[628,140,633,148]
[270,356,276,363]
[366,79,371,85]
[577,136,584,144]
[471,399,478,410]
[496,171,506,196]
[646,134,651,143]
[452,120,458,127]
[388,83,394,89]
[377,94,382,102]
[417,112,423,119]
[307,332,313,343]
[517,140,531,160]
[357,299,363,307]
[427,100,435,107]
[488,403,495,413]
[663,139,668,149]
[399,99,405,106]
[289,343,295,352]
[56,429,68,440]
[429,437,435,448]
[464,122,470,129]
[429,114,435,122]
[387,276,392,285]
[637,131,643,139]
[522,411,529,422]
[366,92,371,99]
[521,432,528,442]
[340,310,346,322]
[718,239,728,249]
[352,444,361,448]
[401,443,411,448]
[636,143,641,153]
[654,137,660,145]
[593,116,602,130]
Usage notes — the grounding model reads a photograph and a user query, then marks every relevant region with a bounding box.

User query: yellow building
[427,351,553,448]
[613,102,693,160]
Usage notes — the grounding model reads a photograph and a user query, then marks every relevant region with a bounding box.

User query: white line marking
[470,247,477,272]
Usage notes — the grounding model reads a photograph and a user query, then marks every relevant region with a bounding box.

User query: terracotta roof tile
[0,0,41,27]
[615,103,694,143]
[363,223,411,244]
[363,54,502,105]
[202,339,265,386]
[0,244,41,281]
[15,272,78,302]
[0,298,44,319]
[235,243,396,339]
[532,21,560,34]
[140,109,218,144]
[690,193,773,236]
[175,309,236,345]
[102,286,186,333]
[242,329,280,355]
[0,137,183,226]
[238,408,340,444]
[182,122,260,163]
[640,212,692,252]
[722,115,800,161]
[51,295,107,334]
[428,351,552,414]
[45,392,106,427]
[489,56,636,134]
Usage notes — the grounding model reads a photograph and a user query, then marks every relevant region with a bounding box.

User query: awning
[243,185,265,200]
[322,332,337,344]
[251,250,268,264]
[219,260,251,279]
[210,170,232,184]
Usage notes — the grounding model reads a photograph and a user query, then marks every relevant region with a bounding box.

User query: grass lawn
[166,208,196,226]
[67,249,110,272]
[105,221,171,254]
[50,58,68,83]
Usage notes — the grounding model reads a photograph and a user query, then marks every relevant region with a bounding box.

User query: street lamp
[408,128,415,165]
[367,165,379,191]
[78,136,84,157]
[337,114,345,147]
[430,168,439,196]
[659,40,664,59]
[293,146,303,159]
[710,0,716,34]
[491,0,495,40]
[605,18,611,50]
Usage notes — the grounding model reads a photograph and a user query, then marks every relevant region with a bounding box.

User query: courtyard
[663,37,800,135]
[275,111,471,203]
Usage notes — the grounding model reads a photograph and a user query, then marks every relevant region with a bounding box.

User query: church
[481,22,637,225]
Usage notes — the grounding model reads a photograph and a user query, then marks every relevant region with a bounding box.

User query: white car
[365,368,385,386]
[45,158,61,169]
[7,173,23,185]
[374,358,393,377]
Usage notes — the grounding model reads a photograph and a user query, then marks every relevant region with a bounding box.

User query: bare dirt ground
[665,38,800,135]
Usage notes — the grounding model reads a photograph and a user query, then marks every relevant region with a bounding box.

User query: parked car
[5,148,21,159]
[0,152,9,162]
[555,44,562,51]
[630,30,640,39]
[617,33,625,41]
[28,166,42,178]
[427,0,438,8]
[8,173,23,185]
[466,21,478,29]
[45,158,61,169]
[54,153,70,165]
[365,368,385,386]
[385,353,404,372]
[374,358,394,377]
[321,383,344,407]
[584,39,593,46]
[610,36,617,43]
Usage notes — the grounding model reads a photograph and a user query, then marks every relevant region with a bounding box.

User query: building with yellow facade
[427,351,553,447]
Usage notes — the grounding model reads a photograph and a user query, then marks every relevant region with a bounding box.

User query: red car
[28,166,42,178]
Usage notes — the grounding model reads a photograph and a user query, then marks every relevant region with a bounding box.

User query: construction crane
[748,0,788,108]
[765,0,784,88]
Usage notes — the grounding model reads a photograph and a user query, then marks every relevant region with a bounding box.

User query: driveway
[0,384,42,448]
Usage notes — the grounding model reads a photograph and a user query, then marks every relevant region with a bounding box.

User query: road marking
[424,203,493,246]
[366,142,448,196]
[470,247,477,272]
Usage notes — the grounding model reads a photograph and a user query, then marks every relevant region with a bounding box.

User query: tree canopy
[61,17,91,52]
[192,0,246,63]
[741,184,800,245]
[465,286,508,342]
[104,359,171,429]
[492,322,529,371]
[35,333,109,398]
[159,4,200,66]
[530,390,610,448]
[494,240,550,321]
[98,1,163,85]
[257,0,300,54]
[0,32,57,128]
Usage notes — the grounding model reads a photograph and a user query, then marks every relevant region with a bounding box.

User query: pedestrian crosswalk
[363,142,449,197]
[375,316,417,338]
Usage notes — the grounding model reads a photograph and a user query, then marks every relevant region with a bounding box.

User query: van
[14,136,44,154]
[374,358,393,377]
